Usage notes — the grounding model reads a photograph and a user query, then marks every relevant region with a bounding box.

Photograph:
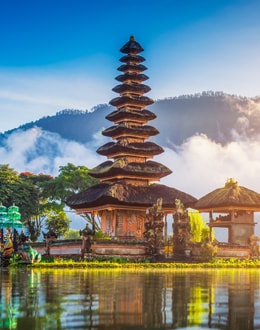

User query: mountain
[0,91,260,186]
[0,104,112,145]
[1,91,259,150]
[1,91,260,235]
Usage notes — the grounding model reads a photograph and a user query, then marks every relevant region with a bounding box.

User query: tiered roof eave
[105,108,156,123]
[89,159,172,182]
[66,36,198,215]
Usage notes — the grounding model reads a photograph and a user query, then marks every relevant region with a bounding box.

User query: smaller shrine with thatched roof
[194,178,260,257]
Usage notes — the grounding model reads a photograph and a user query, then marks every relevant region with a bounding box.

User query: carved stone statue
[249,235,260,258]
[42,230,57,255]
[79,224,95,256]
[2,228,14,266]
[143,198,164,256]
[18,230,41,263]
[173,199,191,258]
[175,198,188,219]
[19,244,42,264]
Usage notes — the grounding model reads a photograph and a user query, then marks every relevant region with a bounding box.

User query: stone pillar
[172,199,191,259]
[143,198,164,257]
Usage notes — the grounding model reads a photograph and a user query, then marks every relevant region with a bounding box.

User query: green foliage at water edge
[9,257,260,269]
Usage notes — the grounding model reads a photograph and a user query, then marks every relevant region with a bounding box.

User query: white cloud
[0,127,102,175]
[1,126,259,198]
[1,126,260,234]
[157,133,260,237]
[158,134,260,198]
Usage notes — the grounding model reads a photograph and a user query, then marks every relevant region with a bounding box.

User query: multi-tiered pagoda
[91,36,171,186]
[67,36,196,240]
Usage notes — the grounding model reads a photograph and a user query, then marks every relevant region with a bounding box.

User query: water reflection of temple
[1,269,260,329]
[92,270,260,330]
[209,271,256,330]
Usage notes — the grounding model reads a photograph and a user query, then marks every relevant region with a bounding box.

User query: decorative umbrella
[0,203,7,214]
[0,204,23,229]
[0,203,8,229]
[1,218,23,229]
[6,205,23,229]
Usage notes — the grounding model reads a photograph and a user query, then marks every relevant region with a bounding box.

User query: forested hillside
[1,91,259,154]
[0,104,112,144]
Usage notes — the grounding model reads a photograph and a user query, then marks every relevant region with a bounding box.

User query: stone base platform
[31,240,255,260]
[31,239,147,259]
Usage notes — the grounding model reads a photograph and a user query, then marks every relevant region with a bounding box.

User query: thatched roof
[89,160,172,180]
[120,36,144,54]
[115,73,148,83]
[66,182,197,212]
[106,108,156,123]
[194,179,260,212]
[120,54,145,63]
[109,95,154,108]
[117,64,147,73]
[97,141,164,157]
[102,125,159,138]
[112,83,151,95]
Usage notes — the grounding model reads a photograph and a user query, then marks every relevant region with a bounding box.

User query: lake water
[0,268,260,329]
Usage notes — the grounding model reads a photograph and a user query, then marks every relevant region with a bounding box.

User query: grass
[9,256,260,269]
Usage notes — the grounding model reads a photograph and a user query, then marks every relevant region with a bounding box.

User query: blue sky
[0,0,260,132]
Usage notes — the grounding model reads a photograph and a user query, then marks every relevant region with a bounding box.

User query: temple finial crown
[130,35,135,41]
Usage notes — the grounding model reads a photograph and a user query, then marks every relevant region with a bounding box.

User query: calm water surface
[0,268,260,330]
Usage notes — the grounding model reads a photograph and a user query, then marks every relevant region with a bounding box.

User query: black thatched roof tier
[112,83,151,95]
[109,95,154,108]
[115,73,149,83]
[102,125,159,138]
[120,54,145,63]
[106,109,156,123]
[66,182,197,211]
[120,36,144,54]
[97,141,164,157]
[89,160,172,180]
[194,179,260,212]
[117,64,147,73]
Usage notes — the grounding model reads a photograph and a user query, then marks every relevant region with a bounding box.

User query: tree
[19,171,59,241]
[0,165,62,241]
[63,229,81,240]
[45,210,70,239]
[43,163,99,202]
[0,165,40,238]
[0,163,100,241]
[189,210,213,242]
[43,163,100,229]
[0,165,34,210]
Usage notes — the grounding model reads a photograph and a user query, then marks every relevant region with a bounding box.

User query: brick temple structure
[66,36,196,244]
